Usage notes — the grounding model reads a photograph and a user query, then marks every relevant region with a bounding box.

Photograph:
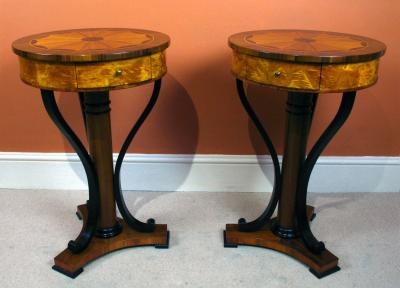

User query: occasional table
[13,28,170,278]
[223,30,386,278]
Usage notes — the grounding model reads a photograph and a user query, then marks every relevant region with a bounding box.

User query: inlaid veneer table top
[12,28,170,278]
[224,29,386,278]
[229,29,386,93]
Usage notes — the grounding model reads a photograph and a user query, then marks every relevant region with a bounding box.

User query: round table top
[12,28,170,63]
[229,29,386,63]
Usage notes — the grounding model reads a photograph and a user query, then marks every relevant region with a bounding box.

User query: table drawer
[18,52,166,91]
[76,52,166,90]
[231,52,321,91]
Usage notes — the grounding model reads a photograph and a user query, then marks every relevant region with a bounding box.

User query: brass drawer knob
[274,71,282,78]
[115,69,123,76]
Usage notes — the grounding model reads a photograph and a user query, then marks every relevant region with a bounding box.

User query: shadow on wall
[246,83,286,156]
[242,84,286,192]
[55,74,199,216]
[243,85,393,193]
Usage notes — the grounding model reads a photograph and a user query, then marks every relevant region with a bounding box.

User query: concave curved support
[78,92,87,132]
[310,94,319,128]
[114,79,162,232]
[40,90,99,253]
[235,79,282,232]
[296,91,356,254]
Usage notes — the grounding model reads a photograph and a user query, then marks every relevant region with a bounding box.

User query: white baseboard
[0,152,399,192]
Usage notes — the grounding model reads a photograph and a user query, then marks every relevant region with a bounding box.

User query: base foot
[53,205,169,278]
[310,265,341,279]
[223,230,238,248]
[224,206,339,278]
[52,265,83,279]
[155,230,170,249]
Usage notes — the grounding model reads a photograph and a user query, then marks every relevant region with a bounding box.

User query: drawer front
[76,51,167,90]
[231,52,321,91]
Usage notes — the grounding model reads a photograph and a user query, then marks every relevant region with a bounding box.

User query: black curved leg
[114,79,162,232]
[225,87,345,277]
[310,93,319,125]
[40,90,99,253]
[235,79,282,231]
[296,91,357,254]
[78,92,87,133]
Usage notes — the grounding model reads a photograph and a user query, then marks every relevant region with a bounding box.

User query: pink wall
[1,0,399,155]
